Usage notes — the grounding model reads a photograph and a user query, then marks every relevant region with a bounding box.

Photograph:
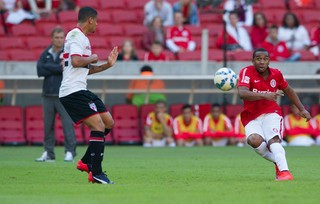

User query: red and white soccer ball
[213,67,238,91]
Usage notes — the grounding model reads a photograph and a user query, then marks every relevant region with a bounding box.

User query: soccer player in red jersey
[237,48,311,181]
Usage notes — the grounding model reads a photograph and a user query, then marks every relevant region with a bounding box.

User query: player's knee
[247,134,264,148]
[267,136,281,146]
[91,120,105,132]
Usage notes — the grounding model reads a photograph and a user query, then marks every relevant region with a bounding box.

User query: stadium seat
[25,105,44,145]
[58,11,78,23]
[224,104,243,123]
[199,13,223,24]
[0,106,26,145]
[95,11,112,23]
[0,26,6,36]
[0,37,25,49]
[261,0,285,9]
[140,104,156,136]
[208,49,225,61]
[127,0,146,10]
[169,104,184,118]
[83,125,114,145]
[299,50,316,61]
[229,51,252,61]
[123,24,148,37]
[108,37,134,48]
[289,0,314,10]
[36,13,58,23]
[55,115,85,145]
[162,50,177,60]
[8,49,37,61]
[207,24,223,37]
[88,36,108,48]
[0,50,10,60]
[301,10,319,24]
[97,24,124,36]
[185,25,203,37]
[315,0,320,8]
[93,48,109,60]
[310,104,320,117]
[281,105,291,117]
[178,50,202,61]
[36,22,61,36]
[78,0,99,9]
[11,24,37,36]
[195,103,211,121]
[111,10,139,23]
[112,104,140,145]
[100,0,127,9]
[25,37,50,50]
[61,22,78,33]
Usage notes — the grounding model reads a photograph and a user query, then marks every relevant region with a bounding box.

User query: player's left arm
[88,47,118,75]
[282,85,311,121]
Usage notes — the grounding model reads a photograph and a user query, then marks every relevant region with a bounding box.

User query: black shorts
[60,90,107,124]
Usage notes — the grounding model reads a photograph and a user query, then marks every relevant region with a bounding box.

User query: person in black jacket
[35,27,76,162]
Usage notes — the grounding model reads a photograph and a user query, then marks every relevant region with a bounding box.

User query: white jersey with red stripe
[59,27,92,98]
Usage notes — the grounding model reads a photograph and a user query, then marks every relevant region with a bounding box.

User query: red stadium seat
[112,104,140,145]
[229,50,252,61]
[261,0,285,9]
[289,0,314,10]
[310,104,320,117]
[25,37,50,49]
[8,49,37,61]
[78,0,99,9]
[36,13,58,23]
[88,36,108,48]
[25,105,44,145]
[97,24,124,36]
[169,104,184,118]
[162,50,177,60]
[299,50,316,61]
[111,10,138,23]
[109,36,134,48]
[185,25,203,37]
[58,11,78,23]
[100,0,127,9]
[55,115,85,145]
[315,0,320,8]
[301,10,319,24]
[83,125,114,145]
[281,105,291,117]
[139,104,155,128]
[178,50,202,61]
[195,103,211,121]
[0,37,25,49]
[36,22,61,36]
[224,104,243,123]
[208,49,224,61]
[127,0,147,10]
[207,24,223,37]
[123,24,148,37]
[0,26,6,36]
[0,106,26,145]
[199,13,223,24]
[0,50,10,60]
[93,48,109,60]
[96,11,112,23]
[11,24,37,36]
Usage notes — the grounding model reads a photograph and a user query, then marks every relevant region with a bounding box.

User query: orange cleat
[88,172,95,183]
[276,170,294,181]
[77,160,90,173]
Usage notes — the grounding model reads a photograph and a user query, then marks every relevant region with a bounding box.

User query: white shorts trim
[244,113,284,142]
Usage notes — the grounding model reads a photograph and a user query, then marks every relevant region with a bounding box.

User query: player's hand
[263,92,284,101]
[157,112,166,123]
[91,54,99,64]
[299,109,311,122]
[107,47,119,67]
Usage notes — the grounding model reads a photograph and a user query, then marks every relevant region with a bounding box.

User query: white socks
[254,141,275,162]
[269,143,289,171]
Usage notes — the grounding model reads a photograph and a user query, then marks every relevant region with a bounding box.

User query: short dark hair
[282,12,300,28]
[229,11,238,17]
[50,27,64,38]
[181,104,193,112]
[211,103,221,108]
[252,48,269,58]
[78,7,97,23]
[140,65,153,73]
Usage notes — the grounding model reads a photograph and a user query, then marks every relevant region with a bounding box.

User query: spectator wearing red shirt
[144,41,168,61]
[250,12,268,49]
[309,23,320,57]
[261,25,291,61]
[166,11,196,53]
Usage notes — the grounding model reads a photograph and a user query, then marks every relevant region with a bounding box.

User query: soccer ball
[213,68,238,91]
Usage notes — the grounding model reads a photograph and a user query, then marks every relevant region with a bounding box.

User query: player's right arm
[71,54,98,68]
[238,86,282,101]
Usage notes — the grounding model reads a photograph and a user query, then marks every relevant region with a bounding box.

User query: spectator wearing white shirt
[223,0,253,26]
[144,0,173,26]
[278,12,310,51]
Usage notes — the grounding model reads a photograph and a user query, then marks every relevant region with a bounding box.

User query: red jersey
[166,26,192,49]
[237,65,288,126]
[261,41,290,61]
[144,52,167,61]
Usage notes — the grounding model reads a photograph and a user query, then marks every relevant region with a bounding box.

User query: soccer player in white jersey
[59,7,118,184]
[237,48,311,181]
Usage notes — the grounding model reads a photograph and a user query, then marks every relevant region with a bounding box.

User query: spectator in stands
[144,100,175,147]
[144,41,168,61]
[166,11,196,53]
[261,25,298,62]
[126,65,166,107]
[278,12,310,52]
[311,112,320,146]
[0,80,4,105]
[172,0,199,25]
[35,27,76,162]
[142,16,166,51]
[309,23,320,57]
[117,40,139,61]
[27,0,60,17]
[234,114,246,147]
[216,11,252,51]
[144,0,173,26]
[173,104,203,147]
[250,12,268,49]
[284,104,316,146]
[3,0,35,25]
[58,0,79,11]
[223,0,253,26]
[203,103,234,146]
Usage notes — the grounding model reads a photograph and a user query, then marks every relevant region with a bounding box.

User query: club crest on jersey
[270,79,276,88]
[89,102,97,112]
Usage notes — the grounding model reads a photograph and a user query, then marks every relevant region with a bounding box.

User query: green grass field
[0,146,319,204]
